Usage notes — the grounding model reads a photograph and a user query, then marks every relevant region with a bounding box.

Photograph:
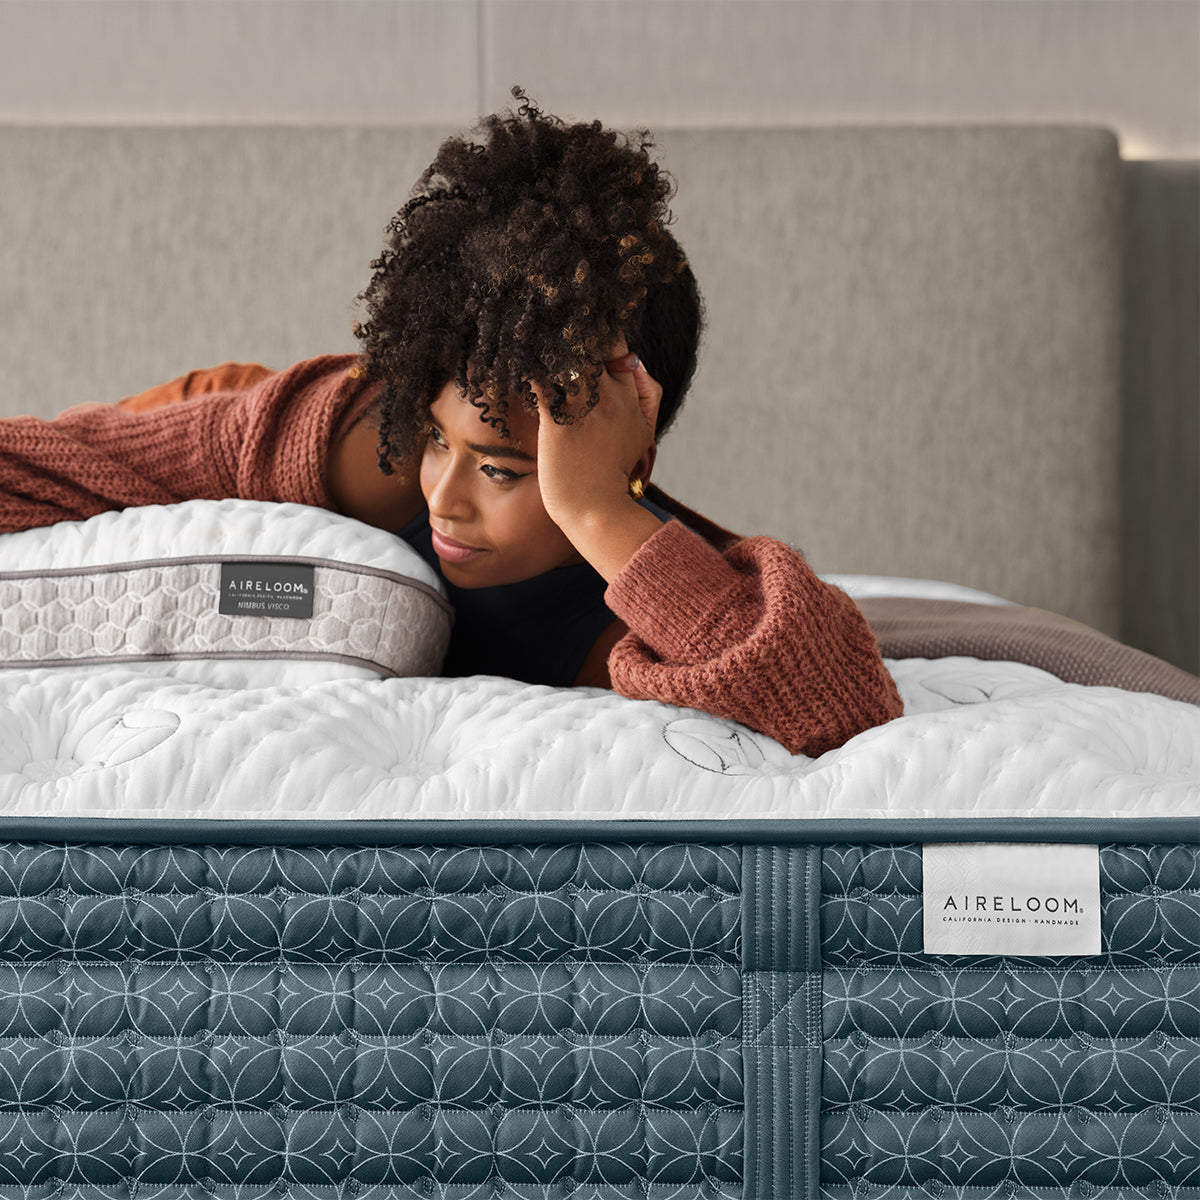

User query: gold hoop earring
[628,478,645,500]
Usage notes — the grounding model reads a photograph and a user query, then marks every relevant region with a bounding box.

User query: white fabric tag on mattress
[922,842,1101,956]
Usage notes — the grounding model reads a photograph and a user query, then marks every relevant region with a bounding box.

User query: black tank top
[400,498,670,687]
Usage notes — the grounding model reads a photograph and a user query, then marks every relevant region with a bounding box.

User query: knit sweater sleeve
[604,519,904,757]
[0,356,369,533]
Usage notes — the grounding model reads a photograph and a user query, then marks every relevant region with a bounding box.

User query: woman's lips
[430,528,489,564]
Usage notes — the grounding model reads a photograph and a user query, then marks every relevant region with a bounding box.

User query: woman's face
[419,381,583,588]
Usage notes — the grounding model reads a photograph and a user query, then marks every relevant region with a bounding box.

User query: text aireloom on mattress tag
[218,562,315,619]
[922,843,1101,957]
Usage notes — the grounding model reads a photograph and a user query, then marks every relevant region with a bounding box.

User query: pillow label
[219,563,314,619]
[922,842,1101,957]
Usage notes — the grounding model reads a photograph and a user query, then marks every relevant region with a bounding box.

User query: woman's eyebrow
[429,419,536,463]
[466,440,535,462]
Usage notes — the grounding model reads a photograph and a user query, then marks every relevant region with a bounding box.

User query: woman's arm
[567,503,903,755]
[118,357,425,531]
[603,521,904,757]
[115,362,277,412]
[537,353,901,755]
[0,356,408,534]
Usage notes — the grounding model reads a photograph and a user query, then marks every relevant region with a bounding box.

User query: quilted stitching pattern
[820,843,1200,1195]
[0,838,1193,1198]
[3,662,1195,822]
[0,843,743,1196]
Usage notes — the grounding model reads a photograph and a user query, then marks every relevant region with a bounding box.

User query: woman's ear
[632,442,657,489]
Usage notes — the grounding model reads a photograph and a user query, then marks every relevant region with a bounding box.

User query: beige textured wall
[0,0,1195,155]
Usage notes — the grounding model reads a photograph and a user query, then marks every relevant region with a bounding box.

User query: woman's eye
[481,464,522,483]
[427,425,447,448]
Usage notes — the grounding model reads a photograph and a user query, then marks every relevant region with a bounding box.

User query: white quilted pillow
[0,500,451,685]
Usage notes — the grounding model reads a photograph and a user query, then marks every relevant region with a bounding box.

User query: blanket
[861,597,1200,705]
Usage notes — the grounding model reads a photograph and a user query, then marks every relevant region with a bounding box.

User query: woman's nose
[423,453,474,520]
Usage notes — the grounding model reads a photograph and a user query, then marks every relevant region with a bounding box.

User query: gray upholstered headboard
[1,124,1193,666]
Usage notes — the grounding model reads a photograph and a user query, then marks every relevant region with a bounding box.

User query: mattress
[0,501,1196,1198]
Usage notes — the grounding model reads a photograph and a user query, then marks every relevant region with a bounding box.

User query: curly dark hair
[353,88,704,472]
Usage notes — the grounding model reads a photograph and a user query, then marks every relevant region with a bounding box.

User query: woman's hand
[534,347,660,527]
[533,346,666,583]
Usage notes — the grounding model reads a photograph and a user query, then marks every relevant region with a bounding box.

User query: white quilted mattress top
[0,501,1195,823]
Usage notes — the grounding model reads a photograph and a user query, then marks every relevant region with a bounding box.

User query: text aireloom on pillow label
[219,562,315,619]
[922,842,1101,956]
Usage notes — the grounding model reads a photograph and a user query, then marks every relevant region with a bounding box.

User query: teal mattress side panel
[0,835,1192,1198]
[817,843,1200,1199]
[0,842,746,1198]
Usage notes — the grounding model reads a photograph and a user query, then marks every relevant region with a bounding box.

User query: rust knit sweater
[0,356,902,756]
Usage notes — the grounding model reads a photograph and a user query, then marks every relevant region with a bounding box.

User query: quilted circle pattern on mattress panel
[818,843,1200,1195]
[0,842,744,1194]
[0,500,451,680]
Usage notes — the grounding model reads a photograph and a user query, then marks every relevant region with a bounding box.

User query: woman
[0,92,902,756]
